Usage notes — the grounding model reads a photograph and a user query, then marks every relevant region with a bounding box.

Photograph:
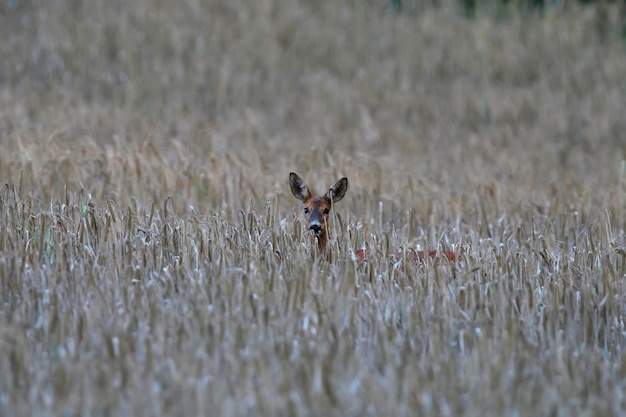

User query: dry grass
[1,0,626,416]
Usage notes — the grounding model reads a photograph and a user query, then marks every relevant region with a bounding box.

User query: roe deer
[289,172,456,263]
[289,172,348,253]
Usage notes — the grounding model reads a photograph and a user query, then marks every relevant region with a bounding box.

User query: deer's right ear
[289,172,311,201]
[328,177,348,203]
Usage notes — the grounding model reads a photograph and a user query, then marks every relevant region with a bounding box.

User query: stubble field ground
[1,0,626,415]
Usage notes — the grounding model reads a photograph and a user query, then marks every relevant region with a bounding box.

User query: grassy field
[1,0,626,415]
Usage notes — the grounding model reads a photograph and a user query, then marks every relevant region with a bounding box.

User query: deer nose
[309,222,322,235]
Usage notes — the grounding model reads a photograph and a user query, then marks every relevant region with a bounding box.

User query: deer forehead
[304,197,332,211]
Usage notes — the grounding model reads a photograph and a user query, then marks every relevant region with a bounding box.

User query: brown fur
[289,172,455,263]
[289,172,347,253]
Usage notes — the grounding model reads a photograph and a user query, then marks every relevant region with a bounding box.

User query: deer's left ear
[328,178,348,203]
[289,172,312,201]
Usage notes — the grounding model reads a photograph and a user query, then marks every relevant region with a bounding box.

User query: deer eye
[304,207,310,214]
[323,208,330,215]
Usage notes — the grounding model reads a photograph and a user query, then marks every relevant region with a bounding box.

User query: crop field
[1,0,626,416]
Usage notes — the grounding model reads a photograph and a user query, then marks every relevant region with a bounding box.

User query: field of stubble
[1,1,626,416]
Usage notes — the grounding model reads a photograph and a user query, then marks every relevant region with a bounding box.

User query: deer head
[289,172,348,252]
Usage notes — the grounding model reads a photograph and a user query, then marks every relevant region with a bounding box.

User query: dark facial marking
[305,197,332,236]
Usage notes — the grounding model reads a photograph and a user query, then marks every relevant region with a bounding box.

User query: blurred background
[0,0,625,216]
